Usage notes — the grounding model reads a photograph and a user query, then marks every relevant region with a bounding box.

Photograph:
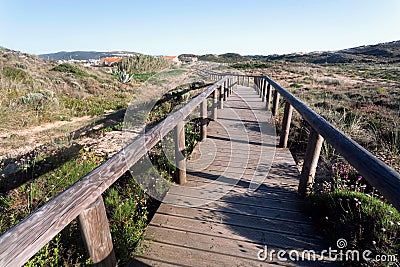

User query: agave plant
[117,69,133,84]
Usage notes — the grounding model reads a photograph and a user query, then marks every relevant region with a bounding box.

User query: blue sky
[0,0,399,55]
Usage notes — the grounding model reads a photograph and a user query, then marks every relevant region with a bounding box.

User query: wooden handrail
[0,75,234,267]
[207,69,400,211]
[262,74,400,210]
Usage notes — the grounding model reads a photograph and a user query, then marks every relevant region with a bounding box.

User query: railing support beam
[219,85,224,109]
[174,121,186,184]
[272,89,280,116]
[223,81,227,101]
[262,78,267,102]
[201,99,207,140]
[212,89,218,120]
[298,128,324,197]
[279,102,293,148]
[266,83,272,110]
[79,197,117,267]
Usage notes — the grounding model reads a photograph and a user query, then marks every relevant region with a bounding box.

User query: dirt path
[0,116,95,160]
[0,116,93,139]
[0,64,204,162]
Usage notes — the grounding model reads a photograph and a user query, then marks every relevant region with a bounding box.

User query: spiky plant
[117,69,133,84]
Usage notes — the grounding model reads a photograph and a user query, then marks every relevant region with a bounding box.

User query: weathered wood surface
[279,102,294,148]
[133,85,330,266]
[174,120,187,184]
[78,197,117,267]
[298,128,324,197]
[0,77,230,267]
[263,74,400,210]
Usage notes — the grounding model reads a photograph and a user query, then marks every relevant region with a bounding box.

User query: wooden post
[212,89,217,120]
[226,79,230,97]
[279,102,294,148]
[254,77,259,93]
[272,89,280,116]
[259,78,263,98]
[298,128,324,197]
[174,121,186,184]
[79,197,117,267]
[201,99,207,140]
[262,78,267,102]
[219,85,224,109]
[266,83,272,109]
[247,76,250,87]
[228,79,233,96]
[223,81,227,101]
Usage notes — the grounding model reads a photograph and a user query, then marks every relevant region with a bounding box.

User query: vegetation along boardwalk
[132,84,331,266]
[1,70,398,266]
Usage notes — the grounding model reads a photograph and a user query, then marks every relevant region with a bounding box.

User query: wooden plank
[128,257,180,267]
[149,213,323,250]
[158,199,311,224]
[142,226,334,267]
[164,190,305,213]
[136,240,282,267]
[155,204,317,237]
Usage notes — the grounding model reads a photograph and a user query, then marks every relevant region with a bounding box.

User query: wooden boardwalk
[131,85,329,266]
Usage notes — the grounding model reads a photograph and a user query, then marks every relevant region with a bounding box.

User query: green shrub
[62,97,126,116]
[51,63,89,77]
[289,83,302,88]
[132,72,155,82]
[117,55,170,74]
[2,66,32,84]
[104,176,148,262]
[20,90,59,111]
[306,191,399,264]
[232,62,272,69]
[15,62,27,69]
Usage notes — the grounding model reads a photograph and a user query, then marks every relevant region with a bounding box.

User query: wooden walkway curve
[131,85,330,266]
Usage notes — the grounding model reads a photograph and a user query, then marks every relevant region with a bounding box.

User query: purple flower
[358,176,362,180]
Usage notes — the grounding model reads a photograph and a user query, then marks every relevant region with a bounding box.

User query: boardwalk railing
[208,70,400,211]
[0,75,237,267]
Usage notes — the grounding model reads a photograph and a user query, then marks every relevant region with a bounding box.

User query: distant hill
[262,40,400,64]
[198,53,247,63]
[39,51,140,61]
[197,40,400,64]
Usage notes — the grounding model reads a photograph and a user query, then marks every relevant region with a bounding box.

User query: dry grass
[248,61,400,172]
[0,49,138,134]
